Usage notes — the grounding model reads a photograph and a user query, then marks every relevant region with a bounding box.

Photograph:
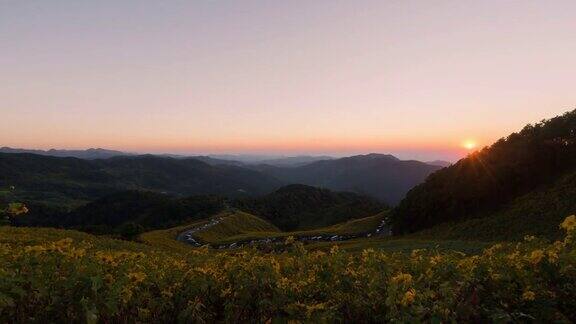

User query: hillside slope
[410,169,576,241]
[0,153,283,207]
[65,191,225,233]
[392,109,576,234]
[256,154,441,204]
[234,184,386,231]
[190,211,281,244]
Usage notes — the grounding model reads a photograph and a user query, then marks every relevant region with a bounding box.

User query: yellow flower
[305,302,327,318]
[527,250,544,265]
[547,250,559,263]
[401,288,416,306]
[127,272,147,284]
[330,245,339,255]
[410,249,425,261]
[430,255,442,266]
[220,287,232,297]
[361,248,375,262]
[560,215,576,232]
[522,290,536,301]
[391,272,413,285]
[96,252,118,266]
[277,277,290,290]
[524,235,536,242]
[24,245,46,253]
[484,244,502,256]
[285,236,296,245]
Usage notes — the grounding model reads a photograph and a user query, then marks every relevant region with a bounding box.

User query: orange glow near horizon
[4,134,481,153]
[2,1,575,162]
[2,134,486,162]
[462,140,478,151]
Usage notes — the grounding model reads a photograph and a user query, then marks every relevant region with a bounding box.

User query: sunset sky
[1,0,575,161]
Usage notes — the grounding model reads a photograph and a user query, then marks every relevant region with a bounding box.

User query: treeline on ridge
[391,109,576,235]
[13,185,387,238]
[234,184,387,231]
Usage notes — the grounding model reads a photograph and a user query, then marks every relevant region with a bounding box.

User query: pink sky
[1,0,575,161]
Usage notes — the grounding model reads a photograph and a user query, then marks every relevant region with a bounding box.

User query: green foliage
[235,184,386,231]
[119,222,145,240]
[63,191,226,235]
[140,219,208,254]
[392,109,576,234]
[1,217,575,322]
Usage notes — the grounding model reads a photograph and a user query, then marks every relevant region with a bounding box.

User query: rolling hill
[254,153,442,204]
[234,184,386,231]
[407,168,576,241]
[14,190,226,238]
[64,191,225,233]
[189,211,281,244]
[0,153,283,207]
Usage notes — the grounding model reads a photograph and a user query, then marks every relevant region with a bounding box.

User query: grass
[138,211,486,255]
[211,211,387,244]
[139,219,209,254]
[307,236,492,254]
[0,226,149,252]
[193,211,281,243]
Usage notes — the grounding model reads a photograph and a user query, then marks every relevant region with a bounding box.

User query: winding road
[177,214,392,250]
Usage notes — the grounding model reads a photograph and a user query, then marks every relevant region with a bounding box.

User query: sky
[1,0,575,161]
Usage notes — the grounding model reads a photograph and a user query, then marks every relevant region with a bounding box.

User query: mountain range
[0,151,442,207]
[0,147,129,159]
[0,153,282,207]
[253,154,442,204]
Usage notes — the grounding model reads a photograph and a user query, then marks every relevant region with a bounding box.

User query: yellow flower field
[1,216,575,322]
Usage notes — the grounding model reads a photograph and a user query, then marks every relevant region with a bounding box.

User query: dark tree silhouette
[391,109,576,234]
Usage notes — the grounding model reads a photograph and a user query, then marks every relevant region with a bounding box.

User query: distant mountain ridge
[425,160,452,168]
[254,156,334,167]
[255,153,442,205]
[201,154,334,167]
[0,147,130,159]
[1,150,442,209]
[0,153,283,207]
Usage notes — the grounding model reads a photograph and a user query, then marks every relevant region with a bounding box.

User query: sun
[462,140,478,150]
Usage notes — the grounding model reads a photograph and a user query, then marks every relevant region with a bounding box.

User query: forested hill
[391,109,576,235]
[255,153,441,205]
[234,184,387,231]
[0,153,283,207]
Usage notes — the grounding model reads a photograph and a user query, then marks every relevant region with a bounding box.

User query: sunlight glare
[462,140,478,150]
